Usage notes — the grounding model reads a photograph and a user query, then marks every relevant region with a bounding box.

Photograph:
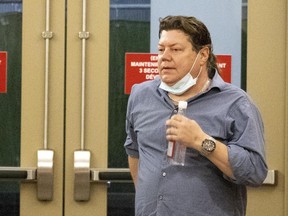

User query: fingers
[165,114,183,128]
[166,120,181,142]
[166,126,177,136]
[166,129,177,142]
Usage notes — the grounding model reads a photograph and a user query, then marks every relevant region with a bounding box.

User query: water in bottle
[167,101,188,166]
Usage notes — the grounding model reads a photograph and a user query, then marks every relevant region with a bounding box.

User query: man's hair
[159,16,218,77]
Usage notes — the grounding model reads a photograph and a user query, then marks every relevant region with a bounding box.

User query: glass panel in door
[0,1,22,215]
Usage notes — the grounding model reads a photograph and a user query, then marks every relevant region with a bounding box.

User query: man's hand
[165,114,206,151]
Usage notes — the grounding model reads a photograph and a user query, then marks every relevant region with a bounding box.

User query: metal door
[0,1,133,215]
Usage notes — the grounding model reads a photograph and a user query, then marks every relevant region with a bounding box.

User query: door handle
[37,149,54,201]
[72,0,90,202]
[74,150,91,201]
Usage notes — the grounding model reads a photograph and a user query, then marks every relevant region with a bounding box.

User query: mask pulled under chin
[159,72,197,95]
[159,52,202,95]
[159,64,203,95]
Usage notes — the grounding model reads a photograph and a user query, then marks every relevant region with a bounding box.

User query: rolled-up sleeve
[124,119,139,158]
[227,100,268,186]
[124,85,139,158]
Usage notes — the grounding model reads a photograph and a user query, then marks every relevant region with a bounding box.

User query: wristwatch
[200,137,216,156]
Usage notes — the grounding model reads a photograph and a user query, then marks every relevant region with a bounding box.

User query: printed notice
[125,53,158,94]
[125,53,232,94]
[0,52,7,93]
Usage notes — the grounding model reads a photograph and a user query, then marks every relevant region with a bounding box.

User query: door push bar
[73,150,133,201]
[0,167,36,181]
[0,149,54,201]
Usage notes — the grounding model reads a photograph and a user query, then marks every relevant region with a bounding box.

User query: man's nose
[160,49,172,61]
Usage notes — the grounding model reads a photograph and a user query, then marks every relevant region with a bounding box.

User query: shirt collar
[208,71,226,92]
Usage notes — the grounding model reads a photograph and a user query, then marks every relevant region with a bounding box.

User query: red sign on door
[0,52,7,93]
[125,53,232,94]
[125,53,158,94]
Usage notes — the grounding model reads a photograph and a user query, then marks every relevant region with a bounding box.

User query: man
[124,15,267,216]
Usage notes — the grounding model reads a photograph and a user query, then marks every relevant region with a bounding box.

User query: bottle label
[167,141,175,157]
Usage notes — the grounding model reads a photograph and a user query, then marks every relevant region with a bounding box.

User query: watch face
[203,139,216,152]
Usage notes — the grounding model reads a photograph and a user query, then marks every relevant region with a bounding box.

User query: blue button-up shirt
[124,72,267,216]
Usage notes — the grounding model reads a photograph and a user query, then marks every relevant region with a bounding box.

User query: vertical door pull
[37,149,54,201]
[36,0,55,201]
[74,150,91,201]
[74,0,90,202]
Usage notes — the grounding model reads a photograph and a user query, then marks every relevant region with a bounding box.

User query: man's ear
[199,46,209,66]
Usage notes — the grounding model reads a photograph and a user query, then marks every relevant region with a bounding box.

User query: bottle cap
[178,101,187,110]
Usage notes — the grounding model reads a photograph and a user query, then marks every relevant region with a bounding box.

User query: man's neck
[168,71,210,104]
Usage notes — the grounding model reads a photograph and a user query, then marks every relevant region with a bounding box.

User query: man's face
[158,30,199,86]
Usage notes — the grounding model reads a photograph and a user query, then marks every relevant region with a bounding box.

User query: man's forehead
[158,30,191,46]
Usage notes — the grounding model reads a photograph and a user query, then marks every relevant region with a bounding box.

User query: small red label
[125,53,232,94]
[0,52,7,93]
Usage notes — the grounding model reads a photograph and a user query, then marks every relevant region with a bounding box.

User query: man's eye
[172,48,181,52]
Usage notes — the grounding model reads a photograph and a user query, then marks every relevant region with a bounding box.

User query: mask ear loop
[188,46,206,78]
[194,66,203,81]
[189,52,203,82]
[187,52,200,75]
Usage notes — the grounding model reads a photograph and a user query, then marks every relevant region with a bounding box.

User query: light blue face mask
[159,52,202,95]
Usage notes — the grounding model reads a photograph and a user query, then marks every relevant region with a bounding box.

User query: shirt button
[162,172,166,177]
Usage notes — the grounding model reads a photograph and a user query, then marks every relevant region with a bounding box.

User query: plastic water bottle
[167,101,188,166]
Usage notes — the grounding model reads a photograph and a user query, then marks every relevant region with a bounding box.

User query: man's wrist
[200,136,216,156]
